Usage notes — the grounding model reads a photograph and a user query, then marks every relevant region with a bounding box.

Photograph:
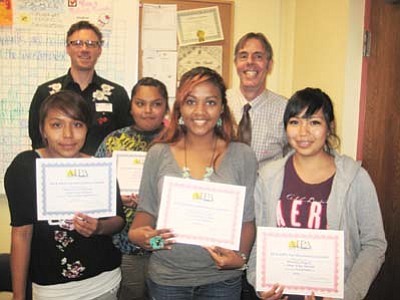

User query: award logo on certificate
[36,157,117,220]
[256,227,344,298]
[113,151,147,195]
[157,176,246,250]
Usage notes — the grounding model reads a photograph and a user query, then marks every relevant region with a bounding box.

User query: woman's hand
[257,284,287,300]
[305,292,333,300]
[129,226,175,251]
[73,213,99,237]
[204,246,246,270]
[121,193,139,208]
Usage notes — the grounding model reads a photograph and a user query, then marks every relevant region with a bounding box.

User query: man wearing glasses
[28,21,132,155]
[228,32,288,169]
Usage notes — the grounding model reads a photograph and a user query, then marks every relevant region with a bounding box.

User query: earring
[216,118,222,128]
[178,116,184,125]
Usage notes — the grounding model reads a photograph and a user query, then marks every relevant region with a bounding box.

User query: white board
[0,0,139,194]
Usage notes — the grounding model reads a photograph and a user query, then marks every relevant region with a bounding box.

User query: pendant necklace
[182,136,218,181]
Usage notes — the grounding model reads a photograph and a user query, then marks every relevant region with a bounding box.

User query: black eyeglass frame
[67,40,103,48]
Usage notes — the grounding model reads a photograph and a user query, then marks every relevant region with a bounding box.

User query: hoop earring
[178,116,184,125]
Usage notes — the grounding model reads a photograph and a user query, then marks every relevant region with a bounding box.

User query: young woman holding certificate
[246,88,387,300]
[129,67,258,300]
[96,77,169,300]
[5,90,124,300]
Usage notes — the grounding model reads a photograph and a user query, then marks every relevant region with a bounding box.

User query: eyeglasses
[67,40,103,48]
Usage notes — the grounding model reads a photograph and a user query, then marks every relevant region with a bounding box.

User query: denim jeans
[147,276,242,300]
[118,254,150,300]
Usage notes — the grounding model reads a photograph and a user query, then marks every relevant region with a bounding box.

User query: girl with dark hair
[129,67,258,299]
[96,77,169,300]
[246,88,386,300]
[5,90,124,300]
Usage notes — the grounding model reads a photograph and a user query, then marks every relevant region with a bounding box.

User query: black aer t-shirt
[278,156,334,300]
[278,156,334,229]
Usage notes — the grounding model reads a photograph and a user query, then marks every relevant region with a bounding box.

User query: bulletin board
[139,0,234,87]
[0,0,139,194]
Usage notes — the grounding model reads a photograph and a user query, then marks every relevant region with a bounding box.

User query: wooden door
[360,1,400,299]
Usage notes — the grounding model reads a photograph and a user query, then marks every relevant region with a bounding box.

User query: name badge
[96,102,113,112]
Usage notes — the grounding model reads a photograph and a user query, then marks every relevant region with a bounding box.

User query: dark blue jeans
[147,276,242,300]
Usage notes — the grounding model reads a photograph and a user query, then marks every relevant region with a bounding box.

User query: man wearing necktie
[228,32,288,169]
[228,32,289,300]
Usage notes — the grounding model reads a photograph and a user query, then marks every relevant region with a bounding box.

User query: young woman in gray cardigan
[247,88,386,300]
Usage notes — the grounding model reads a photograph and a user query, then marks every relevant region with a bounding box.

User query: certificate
[178,45,222,79]
[177,6,224,46]
[113,151,147,195]
[256,227,344,298]
[157,176,246,250]
[36,158,117,220]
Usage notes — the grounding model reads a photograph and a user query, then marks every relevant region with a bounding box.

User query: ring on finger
[149,236,165,250]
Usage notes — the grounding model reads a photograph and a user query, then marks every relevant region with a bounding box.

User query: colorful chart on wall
[0,0,139,194]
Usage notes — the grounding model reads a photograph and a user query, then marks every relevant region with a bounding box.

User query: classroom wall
[0,195,12,300]
[231,0,364,158]
[291,0,349,154]
[0,196,11,254]
[342,0,364,158]
[232,0,285,94]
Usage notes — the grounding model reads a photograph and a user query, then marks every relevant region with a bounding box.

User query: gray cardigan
[247,152,387,300]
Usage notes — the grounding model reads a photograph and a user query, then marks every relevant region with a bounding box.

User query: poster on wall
[0,0,13,26]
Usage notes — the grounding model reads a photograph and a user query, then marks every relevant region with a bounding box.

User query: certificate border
[158,177,244,248]
[38,159,115,219]
[259,229,342,295]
